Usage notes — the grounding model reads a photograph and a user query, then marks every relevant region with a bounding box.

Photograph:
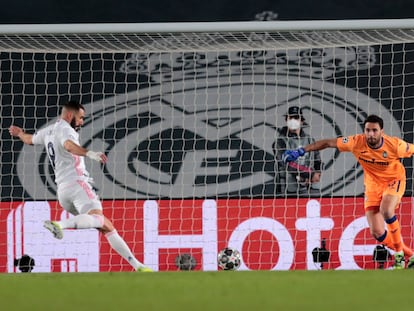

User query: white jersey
[32,119,90,186]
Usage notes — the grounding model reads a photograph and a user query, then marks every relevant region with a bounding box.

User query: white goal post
[2,19,414,272]
[1,19,414,52]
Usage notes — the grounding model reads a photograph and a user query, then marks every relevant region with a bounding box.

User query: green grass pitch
[0,270,412,311]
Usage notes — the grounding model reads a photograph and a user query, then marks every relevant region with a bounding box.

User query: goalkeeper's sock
[385,216,403,252]
[403,244,413,257]
[58,214,104,229]
[105,230,144,270]
[377,230,413,257]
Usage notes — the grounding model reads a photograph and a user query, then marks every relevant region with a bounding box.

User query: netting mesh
[1,28,414,52]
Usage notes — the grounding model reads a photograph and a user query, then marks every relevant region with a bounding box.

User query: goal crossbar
[1,19,414,53]
[2,19,414,34]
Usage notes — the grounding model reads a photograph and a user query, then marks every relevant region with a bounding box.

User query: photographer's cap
[285,106,302,117]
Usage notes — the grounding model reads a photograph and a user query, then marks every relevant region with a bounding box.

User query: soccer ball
[217,247,241,270]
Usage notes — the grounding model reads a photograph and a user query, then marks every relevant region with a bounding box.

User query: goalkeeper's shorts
[364,179,405,211]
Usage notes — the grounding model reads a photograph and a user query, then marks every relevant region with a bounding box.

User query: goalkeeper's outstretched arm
[282,138,338,163]
[303,138,338,152]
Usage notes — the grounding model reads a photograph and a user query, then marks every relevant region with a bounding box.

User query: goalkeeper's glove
[86,150,107,163]
[282,148,306,163]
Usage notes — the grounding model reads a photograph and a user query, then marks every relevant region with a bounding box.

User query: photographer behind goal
[273,106,322,196]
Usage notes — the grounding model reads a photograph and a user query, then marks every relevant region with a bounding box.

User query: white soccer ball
[217,247,241,270]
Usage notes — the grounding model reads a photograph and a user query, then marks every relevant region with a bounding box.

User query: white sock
[58,214,104,229]
[105,230,144,270]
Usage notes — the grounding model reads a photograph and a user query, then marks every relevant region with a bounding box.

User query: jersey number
[47,142,56,168]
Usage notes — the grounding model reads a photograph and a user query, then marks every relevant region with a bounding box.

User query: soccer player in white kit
[9,100,152,272]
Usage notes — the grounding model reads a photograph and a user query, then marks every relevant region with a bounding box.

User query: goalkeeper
[9,100,152,272]
[283,114,414,269]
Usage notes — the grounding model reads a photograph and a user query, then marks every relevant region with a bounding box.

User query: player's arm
[303,138,338,152]
[282,138,338,163]
[396,139,414,158]
[8,125,34,145]
[63,140,108,164]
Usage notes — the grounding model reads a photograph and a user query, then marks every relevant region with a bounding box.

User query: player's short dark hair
[62,100,85,112]
[364,114,383,129]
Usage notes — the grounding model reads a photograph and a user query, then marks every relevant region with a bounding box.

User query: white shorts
[57,180,103,215]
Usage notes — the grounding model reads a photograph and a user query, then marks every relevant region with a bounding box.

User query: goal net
[1,20,414,272]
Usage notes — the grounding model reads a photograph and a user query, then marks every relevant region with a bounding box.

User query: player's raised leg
[43,220,64,239]
[43,213,105,239]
